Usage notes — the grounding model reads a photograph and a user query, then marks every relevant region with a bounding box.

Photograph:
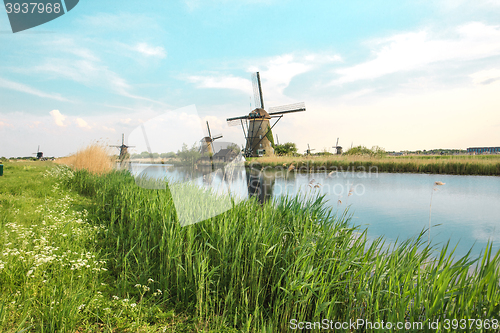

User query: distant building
[467,147,500,154]
[213,148,238,162]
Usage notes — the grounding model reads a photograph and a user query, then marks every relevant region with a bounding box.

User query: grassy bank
[2,161,500,332]
[0,161,108,331]
[66,167,499,332]
[247,155,500,176]
[0,162,196,332]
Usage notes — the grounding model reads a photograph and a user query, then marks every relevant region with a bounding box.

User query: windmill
[33,145,43,160]
[200,121,223,155]
[333,138,343,155]
[110,134,134,161]
[226,72,306,157]
[305,144,315,155]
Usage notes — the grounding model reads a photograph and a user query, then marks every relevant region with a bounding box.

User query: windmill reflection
[246,168,275,204]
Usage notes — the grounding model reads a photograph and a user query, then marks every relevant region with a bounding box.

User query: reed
[62,168,500,331]
[55,142,113,175]
[249,155,500,176]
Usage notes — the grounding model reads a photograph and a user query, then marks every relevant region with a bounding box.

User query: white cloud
[34,38,166,105]
[333,22,500,85]
[134,43,167,58]
[187,75,252,95]
[0,77,70,102]
[0,120,14,128]
[50,110,67,127]
[76,118,91,130]
[102,126,116,132]
[470,68,500,85]
[29,121,41,129]
[187,52,341,106]
[249,54,313,105]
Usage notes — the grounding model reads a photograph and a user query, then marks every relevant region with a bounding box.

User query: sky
[1,0,500,157]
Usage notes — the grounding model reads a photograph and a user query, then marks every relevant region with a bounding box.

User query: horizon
[1,0,500,157]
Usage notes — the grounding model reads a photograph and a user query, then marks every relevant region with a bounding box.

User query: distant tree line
[130,151,177,159]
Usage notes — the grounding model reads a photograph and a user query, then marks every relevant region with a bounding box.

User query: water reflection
[122,163,500,258]
[246,168,276,204]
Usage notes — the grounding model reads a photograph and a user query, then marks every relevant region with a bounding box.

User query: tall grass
[249,155,500,176]
[64,168,500,331]
[56,143,113,175]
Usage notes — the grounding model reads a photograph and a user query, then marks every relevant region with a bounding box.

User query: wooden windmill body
[226,72,306,157]
[200,121,223,155]
[246,108,273,156]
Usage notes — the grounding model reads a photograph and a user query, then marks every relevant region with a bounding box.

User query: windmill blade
[227,119,243,127]
[227,114,250,124]
[140,124,155,162]
[212,134,223,141]
[206,121,212,139]
[268,102,306,115]
[252,72,264,109]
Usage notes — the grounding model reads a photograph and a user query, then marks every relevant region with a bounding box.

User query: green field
[1,161,500,332]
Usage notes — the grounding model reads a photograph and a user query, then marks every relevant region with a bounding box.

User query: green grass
[0,162,198,332]
[2,161,500,332]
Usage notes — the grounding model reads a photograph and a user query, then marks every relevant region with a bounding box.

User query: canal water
[127,163,500,259]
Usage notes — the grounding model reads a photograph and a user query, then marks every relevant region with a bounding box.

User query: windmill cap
[249,108,271,119]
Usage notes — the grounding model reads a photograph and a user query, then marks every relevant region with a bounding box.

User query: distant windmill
[32,145,43,160]
[200,121,223,155]
[333,138,343,155]
[110,134,134,161]
[306,144,315,155]
[226,72,306,157]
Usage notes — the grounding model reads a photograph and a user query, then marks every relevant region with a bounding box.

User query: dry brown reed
[56,143,114,175]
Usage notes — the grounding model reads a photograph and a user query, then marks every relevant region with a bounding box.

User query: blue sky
[1,0,500,157]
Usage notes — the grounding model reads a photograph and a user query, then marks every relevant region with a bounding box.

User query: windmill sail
[252,72,264,109]
[206,121,212,139]
[268,102,306,115]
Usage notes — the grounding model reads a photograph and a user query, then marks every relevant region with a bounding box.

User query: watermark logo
[127,105,248,227]
[4,0,79,33]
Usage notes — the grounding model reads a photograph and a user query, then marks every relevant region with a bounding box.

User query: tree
[177,143,201,165]
[265,125,275,148]
[344,145,386,157]
[160,152,177,159]
[274,142,298,156]
[227,143,241,154]
[139,151,151,159]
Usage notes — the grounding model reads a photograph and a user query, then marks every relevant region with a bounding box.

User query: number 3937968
[3,0,79,33]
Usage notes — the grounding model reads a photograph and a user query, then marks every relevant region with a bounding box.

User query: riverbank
[65,166,500,331]
[2,161,500,332]
[246,155,500,176]
[0,162,197,332]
